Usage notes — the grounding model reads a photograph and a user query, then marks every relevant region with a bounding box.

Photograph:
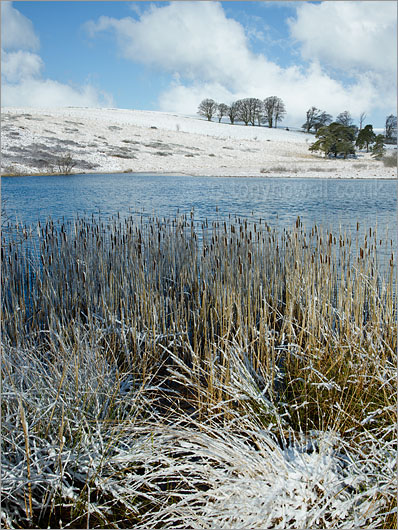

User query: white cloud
[1,2,113,108]
[86,1,396,125]
[2,79,113,108]
[85,2,251,89]
[159,60,381,121]
[2,50,44,83]
[1,1,39,51]
[288,1,397,75]
[158,81,236,116]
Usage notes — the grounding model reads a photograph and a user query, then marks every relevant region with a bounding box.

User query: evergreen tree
[355,124,376,152]
[309,122,355,158]
[371,135,385,159]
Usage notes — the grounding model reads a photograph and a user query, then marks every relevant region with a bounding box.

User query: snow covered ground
[1,107,396,178]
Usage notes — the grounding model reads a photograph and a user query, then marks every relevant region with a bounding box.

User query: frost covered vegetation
[2,214,397,528]
[2,108,395,178]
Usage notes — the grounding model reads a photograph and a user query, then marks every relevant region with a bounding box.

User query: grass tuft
[382,153,397,168]
[1,214,396,528]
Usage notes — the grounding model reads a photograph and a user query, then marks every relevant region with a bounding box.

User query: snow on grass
[1,214,396,528]
[1,106,394,178]
[2,106,311,143]
[2,340,395,529]
[139,424,394,529]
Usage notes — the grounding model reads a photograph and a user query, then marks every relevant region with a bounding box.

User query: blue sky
[2,1,396,128]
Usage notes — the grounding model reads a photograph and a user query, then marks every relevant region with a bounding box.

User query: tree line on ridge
[197,98,397,159]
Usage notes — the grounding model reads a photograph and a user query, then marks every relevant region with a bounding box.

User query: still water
[2,173,396,238]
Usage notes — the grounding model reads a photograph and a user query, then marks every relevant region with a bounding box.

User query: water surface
[2,173,396,235]
[2,173,397,278]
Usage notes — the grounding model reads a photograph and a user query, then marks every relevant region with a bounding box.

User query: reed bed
[1,213,397,528]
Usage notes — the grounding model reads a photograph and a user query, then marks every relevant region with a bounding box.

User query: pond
[2,172,397,281]
[2,173,396,231]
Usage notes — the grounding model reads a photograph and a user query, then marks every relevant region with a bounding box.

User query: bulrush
[1,214,396,529]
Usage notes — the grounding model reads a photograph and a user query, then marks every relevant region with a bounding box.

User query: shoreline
[2,169,396,180]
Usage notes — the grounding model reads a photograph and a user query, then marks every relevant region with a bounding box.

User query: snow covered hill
[1,107,394,178]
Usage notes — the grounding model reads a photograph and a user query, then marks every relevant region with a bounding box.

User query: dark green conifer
[370,135,385,159]
[356,125,376,152]
[309,122,355,159]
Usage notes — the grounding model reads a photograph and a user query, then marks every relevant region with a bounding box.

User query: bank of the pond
[3,170,397,179]
[2,107,396,178]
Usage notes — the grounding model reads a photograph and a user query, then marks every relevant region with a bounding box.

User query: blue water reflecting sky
[2,174,396,238]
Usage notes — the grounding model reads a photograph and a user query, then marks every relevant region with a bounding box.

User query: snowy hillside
[1,107,394,178]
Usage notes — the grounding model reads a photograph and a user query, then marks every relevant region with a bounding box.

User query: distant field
[1,107,395,178]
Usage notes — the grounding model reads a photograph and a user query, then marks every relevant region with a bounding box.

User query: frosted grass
[1,214,396,528]
[2,340,395,528]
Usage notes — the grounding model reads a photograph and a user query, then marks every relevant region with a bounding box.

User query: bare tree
[255,99,264,126]
[264,97,276,128]
[302,107,319,132]
[243,98,263,126]
[251,98,263,126]
[227,101,240,124]
[57,154,76,175]
[359,112,367,130]
[197,99,218,121]
[274,98,286,128]
[314,112,332,132]
[236,99,251,126]
[216,103,229,123]
[302,107,332,132]
[336,111,353,127]
[263,96,286,128]
[302,107,332,133]
[385,114,397,143]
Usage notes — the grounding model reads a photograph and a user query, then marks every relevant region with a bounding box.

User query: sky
[1,1,396,128]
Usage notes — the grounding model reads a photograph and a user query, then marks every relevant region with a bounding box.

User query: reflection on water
[2,173,395,225]
[2,173,396,271]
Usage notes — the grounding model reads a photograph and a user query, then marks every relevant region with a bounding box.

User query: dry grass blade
[1,213,396,528]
